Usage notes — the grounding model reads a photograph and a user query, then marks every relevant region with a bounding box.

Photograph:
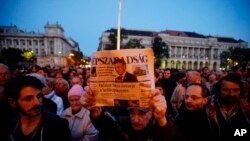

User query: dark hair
[202,66,209,71]
[186,83,208,98]
[155,82,164,89]
[4,75,44,100]
[212,73,244,99]
[174,72,186,82]
[113,58,126,65]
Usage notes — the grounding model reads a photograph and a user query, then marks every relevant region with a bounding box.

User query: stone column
[181,46,183,58]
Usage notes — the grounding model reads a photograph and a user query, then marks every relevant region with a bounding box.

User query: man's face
[203,68,209,75]
[185,85,207,112]
[114,62,126,75]
[42,83,51,96]
[17,86,42,117]
[71,77,82,86]
[156,86,164,95]
[0,67,9,85]
[55,79,68,93]
[163,70,171,79]
[129,108,152,131]
[220,80,241,105]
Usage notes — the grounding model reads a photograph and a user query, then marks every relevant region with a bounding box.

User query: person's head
[208,73,217,83]
[202,67,209,76]
[4,76,44,117]
[175,72,186,84]
[67,84,84,113]
[71,76,83,86]
[155,82,164,95]
[0,63,10,86]
[154,71,160,83]
[213,73,244,106]
[76,68,83,75]
[54,78,69,94]
[42,77,55,96]
[36,67,48,77]
[187,71,201,84]
[163,68,171,79]
[55,72,63,79]
[62,66,69,74]
[127,107,152,131]
[159,72,163,79]
[114,58,127,76]
[185,84,208,112]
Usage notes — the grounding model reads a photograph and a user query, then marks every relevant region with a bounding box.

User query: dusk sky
[1,0,249,56]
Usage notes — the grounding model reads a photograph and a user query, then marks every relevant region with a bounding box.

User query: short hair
[46,77,55,89]
[186,83,208,98]
[174,72,186,82]
[202,66,209,71]
[155,81,164,89]
[4,75,44,100]
[55,78,69,89]
[212,73,244,99]
[113,58,126,65]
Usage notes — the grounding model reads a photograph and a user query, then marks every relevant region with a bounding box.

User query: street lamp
[58,51,62,66]
[69,53,74,57]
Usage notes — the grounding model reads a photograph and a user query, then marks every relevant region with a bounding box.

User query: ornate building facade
[99,28,248,70]
[0,23,80,66]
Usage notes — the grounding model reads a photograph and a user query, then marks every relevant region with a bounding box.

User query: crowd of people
[0,63,249,141]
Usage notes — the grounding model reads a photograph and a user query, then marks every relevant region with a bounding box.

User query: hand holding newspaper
[89,48,154,107]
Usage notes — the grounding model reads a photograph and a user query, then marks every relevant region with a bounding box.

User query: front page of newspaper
[89,48,154,107]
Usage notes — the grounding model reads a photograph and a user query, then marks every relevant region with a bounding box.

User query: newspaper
[89,48,155,107]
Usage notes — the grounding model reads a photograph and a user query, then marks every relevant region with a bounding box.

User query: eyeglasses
[185,95,203,101]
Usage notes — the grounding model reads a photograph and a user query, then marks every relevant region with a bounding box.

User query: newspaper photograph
[89,48,155,107]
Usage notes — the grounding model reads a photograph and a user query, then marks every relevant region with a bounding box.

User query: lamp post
[117,0,121,50]
[58,51,62,66]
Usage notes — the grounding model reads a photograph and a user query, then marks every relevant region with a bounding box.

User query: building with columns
[0,23,80,66]
[99,28,248,70]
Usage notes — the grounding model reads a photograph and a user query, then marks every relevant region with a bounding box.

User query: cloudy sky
[1,0,249,56]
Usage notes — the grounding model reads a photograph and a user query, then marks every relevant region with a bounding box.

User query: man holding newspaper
[81,86,182,141]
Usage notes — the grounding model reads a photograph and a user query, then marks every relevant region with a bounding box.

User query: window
[14,40,19,45]
[7,39,12,46]
[35,48,39,55]
[40,40,44,46]
[41,48,46,55]
[50,47,54,54]
[49,40,54,46]
[20,40,25,47]
[27,40,32,46]
[34,40,38,46]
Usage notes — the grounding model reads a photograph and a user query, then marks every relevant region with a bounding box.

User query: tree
[152,36,169,67]
[124,38,145,49]
[220,50,231,69]
[106,28,128,50]
[68,50,84,66]
[220,47,250,69]
[0,48,24,66]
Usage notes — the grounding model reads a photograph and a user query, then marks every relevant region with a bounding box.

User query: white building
[99,28,248,70]
[0,23,80,67]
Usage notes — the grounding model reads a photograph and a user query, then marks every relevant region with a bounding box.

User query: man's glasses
[185,95,203,101]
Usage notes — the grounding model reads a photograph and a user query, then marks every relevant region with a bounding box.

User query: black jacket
[91,109,182,141]
[7,109,72,141]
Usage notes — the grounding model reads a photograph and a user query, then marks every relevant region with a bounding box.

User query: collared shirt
[44,91,64,115]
